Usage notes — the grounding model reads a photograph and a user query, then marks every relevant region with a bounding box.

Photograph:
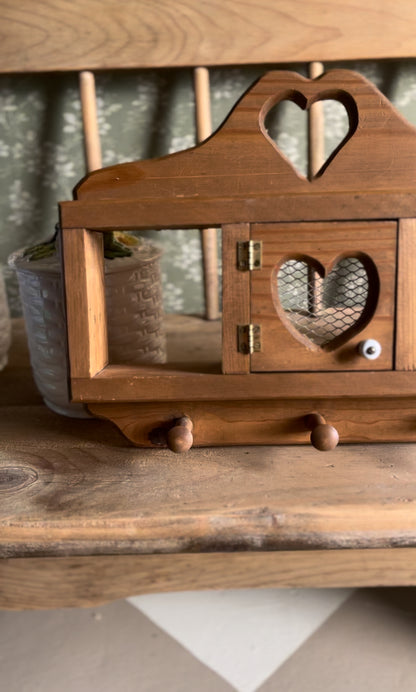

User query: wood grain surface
[88,398,416,447]
[2,1,416,73]
[71,367,416,402]
[250,221,396,372]
[61,70,416,232]
[61,228,108,378]
[3,320,416,606]
[60,192,416,231]
[396,219,416,370]
[221,223,250,374]
[4,549,416,610]
[3,401,416,557]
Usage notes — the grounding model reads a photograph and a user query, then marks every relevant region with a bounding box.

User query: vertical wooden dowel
[194,67,212,142]
[194,67,220,321]
[308,61,325,178]
[79,71,102,172]
[74,71,107,379]
[308,62,325,314]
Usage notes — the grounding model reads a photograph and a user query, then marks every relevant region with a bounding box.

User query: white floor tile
[129,588,352,692]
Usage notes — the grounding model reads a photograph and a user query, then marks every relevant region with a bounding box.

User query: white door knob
[358,339,382,360]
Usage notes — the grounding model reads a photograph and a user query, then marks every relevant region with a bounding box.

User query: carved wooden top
[60,70,416,230]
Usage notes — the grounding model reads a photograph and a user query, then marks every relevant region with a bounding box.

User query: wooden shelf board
[74,367,416,403]
[68,313,416,403]
[4,1,416,74]
[4,548,416,610]
[164,313,222,371]
[2,401,416,557]
[3,318,416,603]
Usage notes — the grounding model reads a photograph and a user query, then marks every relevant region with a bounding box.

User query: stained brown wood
[88,397,416,447]
[250,221,397,371]
[305,412,339,451]
[396,219,416,370]
[221,224,250,374]
[72,367,416,403]
[4,548,416,610]
[166,415,194,453]
[60,192,416,230]
[61,228,108,378]
[61,70,416,234]
[2,1,416,74]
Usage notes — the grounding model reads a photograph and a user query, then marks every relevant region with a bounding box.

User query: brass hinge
[237,240,262,271]
[237,324,261,354]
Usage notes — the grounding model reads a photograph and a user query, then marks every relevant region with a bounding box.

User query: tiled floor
[1,589,416,692]
[259,589,416,691]
[129,588,351,691]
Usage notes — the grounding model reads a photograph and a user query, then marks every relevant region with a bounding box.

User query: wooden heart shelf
[59,69,416,451]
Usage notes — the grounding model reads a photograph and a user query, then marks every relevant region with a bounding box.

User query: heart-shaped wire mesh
[276,257,369,347]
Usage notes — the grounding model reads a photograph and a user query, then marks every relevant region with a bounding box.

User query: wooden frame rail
[2,1,416,73]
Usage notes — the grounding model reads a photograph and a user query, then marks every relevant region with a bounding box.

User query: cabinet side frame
[61,227,108,380]
[396,218,416,370]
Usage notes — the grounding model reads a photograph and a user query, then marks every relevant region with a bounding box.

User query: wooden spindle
[308,61,325,177]
[79,71,102,172]
[194,67,220,321]
[307,62,325,315]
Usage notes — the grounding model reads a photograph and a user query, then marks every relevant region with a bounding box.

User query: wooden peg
[194,67,219,321]
[305,413,339,451]
[167,416,194,454]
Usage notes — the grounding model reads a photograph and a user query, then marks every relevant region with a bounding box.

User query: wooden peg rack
[59,69,416,452]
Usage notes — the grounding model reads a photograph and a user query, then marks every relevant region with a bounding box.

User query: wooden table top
[2,320,416,561]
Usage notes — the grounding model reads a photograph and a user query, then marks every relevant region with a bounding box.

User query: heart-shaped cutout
[262,90,357,180]
[272,254,379,351]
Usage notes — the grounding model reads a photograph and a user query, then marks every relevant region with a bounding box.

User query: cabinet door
[250,221,397,372]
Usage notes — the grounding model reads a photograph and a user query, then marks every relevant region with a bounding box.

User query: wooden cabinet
[58,70,416,449]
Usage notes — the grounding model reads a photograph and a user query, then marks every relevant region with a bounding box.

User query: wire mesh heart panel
[276,256,375,350]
